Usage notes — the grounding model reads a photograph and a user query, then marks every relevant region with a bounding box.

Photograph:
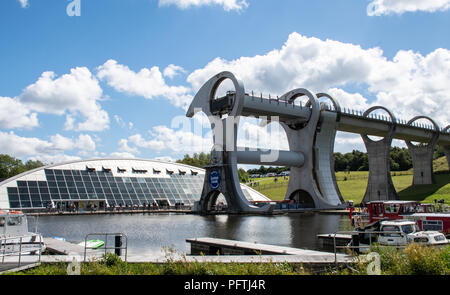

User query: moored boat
[0,210,45,255]
[356,201,450,237]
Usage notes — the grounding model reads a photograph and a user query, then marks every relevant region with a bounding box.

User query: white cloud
[29,154,82,165]
[97,59,193,109]
[122,125,213,155]
[158,0,248,11]
[114,115,134,130]
[326,88,370,112]
[18,0,29,8]
[118,138,140,154]
[334,132,366,153]
[74,134,96,152]
[50,134,75,151]
[153,156,176,162]
[163,64,186,79]
[0,131,97,163]
[367,0,450,16]
[109,152,136,159]
[187,32,450,127]
[187,33,383,95]
[0,96,38,129]
[18,67,109,132]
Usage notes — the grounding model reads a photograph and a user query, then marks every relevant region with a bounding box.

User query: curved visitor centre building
[0,159,269,211]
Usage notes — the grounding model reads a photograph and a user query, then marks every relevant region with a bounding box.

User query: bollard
[115,235,122,256]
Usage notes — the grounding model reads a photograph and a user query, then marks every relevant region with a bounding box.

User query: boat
[78,239,105,249]
[354,201,450,237]
[0,210,45,255]
[349,219,449,253]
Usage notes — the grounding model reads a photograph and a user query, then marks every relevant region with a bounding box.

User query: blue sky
[1,0,450,164]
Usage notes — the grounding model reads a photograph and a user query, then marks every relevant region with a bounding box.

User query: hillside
[251,156,450,205]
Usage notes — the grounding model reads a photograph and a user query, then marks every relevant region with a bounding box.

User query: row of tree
[0,154,45,180]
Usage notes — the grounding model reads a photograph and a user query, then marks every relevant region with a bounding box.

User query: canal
[28,212,353,256]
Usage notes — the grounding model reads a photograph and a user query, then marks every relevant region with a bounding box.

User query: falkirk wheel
[186,71,450,214]
[186,72,344,214]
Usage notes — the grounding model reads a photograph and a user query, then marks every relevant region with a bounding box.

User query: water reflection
[28,213,351,257]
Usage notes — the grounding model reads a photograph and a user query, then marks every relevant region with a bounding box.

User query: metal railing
[83,233,128,262]
[330,230,405,267]
[1,234,43,268]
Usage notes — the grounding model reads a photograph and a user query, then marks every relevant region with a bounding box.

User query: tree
[0,154,45,179]
[176,152,211,168]
[238,168,249,183]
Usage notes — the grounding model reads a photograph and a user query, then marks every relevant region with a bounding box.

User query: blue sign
[209,170,221,190]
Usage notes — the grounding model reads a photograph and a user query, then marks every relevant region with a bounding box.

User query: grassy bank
[10,244,450,275]
[250,157,450,204]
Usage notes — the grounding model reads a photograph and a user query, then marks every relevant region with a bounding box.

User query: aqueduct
[186,72,450,214]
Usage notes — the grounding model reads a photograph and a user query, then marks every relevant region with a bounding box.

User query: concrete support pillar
[445,146,450,171]
[405,116,440,185]
[312,93,344,206]
[281,89,341,209]
[444,126,450,171]
[361,106,398,204]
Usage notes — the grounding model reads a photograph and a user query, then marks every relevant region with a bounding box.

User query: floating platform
[186,237,353,265]
[43,237,99,256]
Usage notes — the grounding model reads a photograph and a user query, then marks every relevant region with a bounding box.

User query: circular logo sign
[209,170,221,190]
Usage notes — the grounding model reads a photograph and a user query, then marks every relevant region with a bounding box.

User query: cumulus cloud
[367,0,450,16]
[109,152,136,159]
[121,124,213,155]
[0,97,39,129]
[18,67,109,132]
[187,32,450,127]
[163,64,186,79]
[97,59,193,109]
[158,0,248,11]
[0,131,97,163]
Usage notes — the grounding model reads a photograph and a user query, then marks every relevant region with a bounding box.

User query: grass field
[250,157,450,205]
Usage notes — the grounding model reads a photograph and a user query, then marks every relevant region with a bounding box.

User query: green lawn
[251,157,450,205]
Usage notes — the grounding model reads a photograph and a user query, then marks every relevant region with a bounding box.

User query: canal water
[28,213,353,256]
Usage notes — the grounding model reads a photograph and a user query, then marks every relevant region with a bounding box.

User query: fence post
[115,235,122,256]
[18,237,22,267]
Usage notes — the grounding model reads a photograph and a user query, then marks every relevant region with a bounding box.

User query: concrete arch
[201,190,221,213]
[406,116,440,147]
[316,93,342,122]
[186,71,246,119]
[280,88,320,130]
[288,190,315,208]
[362,106,397,143]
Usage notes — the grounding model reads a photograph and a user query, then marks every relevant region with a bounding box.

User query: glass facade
[6,168,204,209]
